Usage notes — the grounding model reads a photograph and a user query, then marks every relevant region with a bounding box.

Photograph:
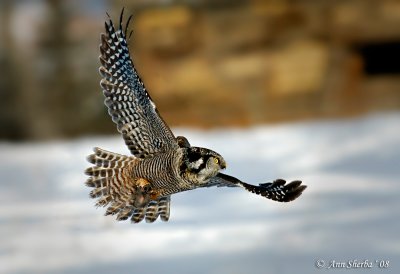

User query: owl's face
[181,147,226,182]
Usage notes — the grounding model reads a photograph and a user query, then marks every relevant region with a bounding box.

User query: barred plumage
[85,147,173,223]
[84,9,306,224]
[99,9,177,159]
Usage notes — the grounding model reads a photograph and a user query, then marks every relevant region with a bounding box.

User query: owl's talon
[136,178,151,190]
[150,191,160,201]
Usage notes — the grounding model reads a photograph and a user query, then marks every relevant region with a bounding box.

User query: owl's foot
[149,190,161,201]
[133,178,152,207]
[135,178,161,201]
[136,178,151,192]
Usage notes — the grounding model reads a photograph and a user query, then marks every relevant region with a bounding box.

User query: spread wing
[99,9,178,158]
[207,173,307,202]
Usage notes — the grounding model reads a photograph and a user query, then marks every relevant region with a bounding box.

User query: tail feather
[87,147,131,168]
[85,177,107,188]
[105,201,124,216]
[117,206,134,221]
[85,147,136,209]
[85,167,117,178]
[89,187,108,199]
[85,147,172,223]
[95,195,113,207]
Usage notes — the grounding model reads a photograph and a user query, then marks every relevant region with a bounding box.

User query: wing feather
[99,10,178,158]
[206,173,306,202]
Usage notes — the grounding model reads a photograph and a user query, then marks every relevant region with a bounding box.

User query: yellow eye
[213,158,219,164]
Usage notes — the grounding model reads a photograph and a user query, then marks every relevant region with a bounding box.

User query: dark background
[1,0,400,141]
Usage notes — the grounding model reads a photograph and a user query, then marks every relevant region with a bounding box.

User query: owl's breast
[129,149,191,195]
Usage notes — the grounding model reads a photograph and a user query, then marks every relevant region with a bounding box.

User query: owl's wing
[207,173,306,202]
[99,9,178,158]
[117,196,171,223]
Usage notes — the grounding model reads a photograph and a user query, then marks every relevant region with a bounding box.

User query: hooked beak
[220,159,227,170]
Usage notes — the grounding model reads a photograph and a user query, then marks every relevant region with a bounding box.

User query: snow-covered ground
[1,112,399,274]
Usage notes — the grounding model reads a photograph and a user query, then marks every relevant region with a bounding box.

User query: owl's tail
[85,147,135,207]
[84,147,171,223]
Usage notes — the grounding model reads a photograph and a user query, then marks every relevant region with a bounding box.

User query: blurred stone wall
[1,0,400,140]
[122,0,400,128]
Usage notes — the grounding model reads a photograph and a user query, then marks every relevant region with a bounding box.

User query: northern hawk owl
[85,9,307,223]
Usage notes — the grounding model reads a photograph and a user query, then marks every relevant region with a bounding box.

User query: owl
[85,9,306,223]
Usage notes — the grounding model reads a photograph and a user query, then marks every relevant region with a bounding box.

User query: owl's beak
[220,160,227,169]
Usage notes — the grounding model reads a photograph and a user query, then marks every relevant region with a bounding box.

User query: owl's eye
[213,158,219,164]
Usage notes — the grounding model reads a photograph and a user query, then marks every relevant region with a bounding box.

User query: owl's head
[181,147,226,182]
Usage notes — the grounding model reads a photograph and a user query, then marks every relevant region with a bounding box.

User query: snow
[0,112,399,274]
